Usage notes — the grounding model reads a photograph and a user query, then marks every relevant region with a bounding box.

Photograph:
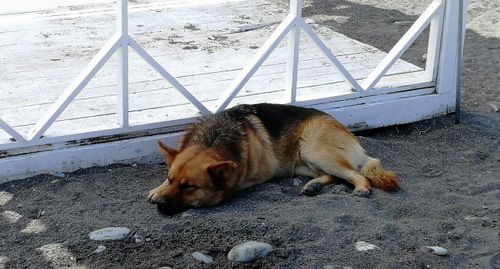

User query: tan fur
[148,104,399,215]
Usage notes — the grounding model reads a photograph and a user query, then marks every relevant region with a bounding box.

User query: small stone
[425,246,448,256]
[355,241,380,251]
[422,53,428,60]
[332,16,350,24]
[292,178,302,186]
[465,215,481,221]
[157,267,172,269]
[192,251,214,264]
[89,227,131,241]
[227,241,273,262]
[135,238,144,243]
[394,20,413,25]
[36,209,45,219]
[131,163,138,167]
[94,245,106,254]
[0,191,14,206]
[305,18,316,24]
[323,266,335,269]
[145,237,151,242]
[51,172,65,178]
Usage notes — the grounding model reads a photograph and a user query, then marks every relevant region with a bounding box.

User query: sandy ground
[1,0,499,268]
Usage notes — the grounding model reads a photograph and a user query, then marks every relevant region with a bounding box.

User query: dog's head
[148,141,238,215]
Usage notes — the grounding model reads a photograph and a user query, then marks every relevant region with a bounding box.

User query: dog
[148,103,398,215]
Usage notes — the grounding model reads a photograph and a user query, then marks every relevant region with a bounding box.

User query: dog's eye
[180,183,197,191]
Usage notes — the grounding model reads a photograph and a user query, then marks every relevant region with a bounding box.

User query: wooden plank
[0,48,387,110]
[1,63,423,129]
[425,0,444,81]
[0,49,418,115]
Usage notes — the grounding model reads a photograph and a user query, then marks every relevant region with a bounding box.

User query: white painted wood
[0,71,430,151]
[436,0,468,95]
[0,119,26,142]
[298,19,363,92]
[213,14,296,112]
[286,25,300,102]
[1,63,422,132]
[128,37,212,116]
[27,34,121,141]
[285,0,303,103]
[117,0,129,127]
[323,92,455,131]
[455,0,467,122]
[361,0,441,90]
[0,131,183,184]
[425,0,444,81]
[0,92,453,183]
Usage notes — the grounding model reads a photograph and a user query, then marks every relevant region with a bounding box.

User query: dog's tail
[360,157,399,191]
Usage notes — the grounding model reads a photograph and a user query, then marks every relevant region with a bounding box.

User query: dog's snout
[148,195,169,205]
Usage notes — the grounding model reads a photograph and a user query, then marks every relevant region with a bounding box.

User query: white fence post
[435,0,467,97]
[424,0,444,82]
[286,0,302,103]
[117,0,129,127]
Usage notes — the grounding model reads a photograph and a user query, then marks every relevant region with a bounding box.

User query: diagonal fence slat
[0,119,26,142]
[27,34,122,141]
[361,0,442,90]
[128,37,212,116]
[213,14,296,113]
[298,19,364,92]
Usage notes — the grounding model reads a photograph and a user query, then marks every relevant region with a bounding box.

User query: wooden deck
[0,0,428,147]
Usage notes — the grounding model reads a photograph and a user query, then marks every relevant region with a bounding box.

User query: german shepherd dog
[148,103,398,215]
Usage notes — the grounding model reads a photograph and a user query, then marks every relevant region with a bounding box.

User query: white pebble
[192,251,214,264]
[293,178,302,186]
[94,245,106,254]
[332,16,350,24]
[305,18,316,24]
[425,246,448,256]
[355,241,380,251]
[0,191,14,206]
[227,241,272,262]
[89,227,131,241]
[51,172,66,178]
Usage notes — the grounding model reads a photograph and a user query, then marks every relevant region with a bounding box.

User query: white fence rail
[0,0,467,181]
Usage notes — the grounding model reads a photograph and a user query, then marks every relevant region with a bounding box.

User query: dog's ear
[207,161,238,190]
[158,140,178,166]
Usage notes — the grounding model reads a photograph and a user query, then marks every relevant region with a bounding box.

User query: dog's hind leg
[301,175,335,196]
[302,152,372,197]
[299,116,372,197]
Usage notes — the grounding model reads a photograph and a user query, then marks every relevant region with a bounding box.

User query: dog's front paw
[147,187,162,203]
[301,182,323,196]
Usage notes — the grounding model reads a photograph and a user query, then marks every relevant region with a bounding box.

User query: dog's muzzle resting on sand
[148,103,399,215]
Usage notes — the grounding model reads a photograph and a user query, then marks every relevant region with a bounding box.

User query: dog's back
[179,103,324,162]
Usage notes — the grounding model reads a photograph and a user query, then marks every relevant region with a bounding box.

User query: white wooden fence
[0,0,467,181]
